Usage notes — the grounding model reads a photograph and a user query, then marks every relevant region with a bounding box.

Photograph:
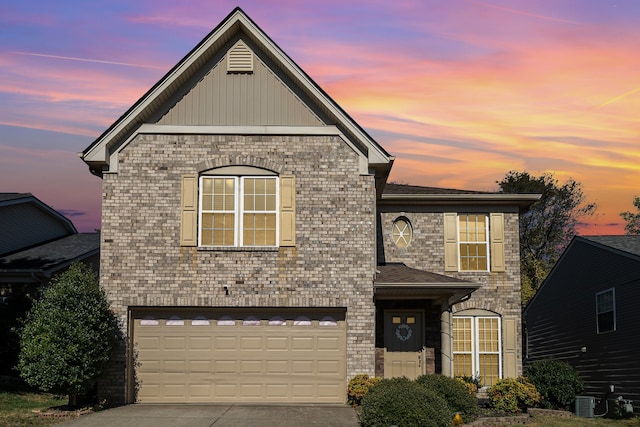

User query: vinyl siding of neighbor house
[0,203,73,256]
[156,37,324,127]
[377,207,523,379]
[98,133,377,403]
[525,239,640,412]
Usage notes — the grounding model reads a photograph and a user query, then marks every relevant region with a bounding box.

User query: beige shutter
[490,213,505,272]
[180,175,198,246]
[280,175,296,246]
[503,318,518,378]
[444,212,458,272]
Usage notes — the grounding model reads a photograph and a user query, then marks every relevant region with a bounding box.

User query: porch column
[440,304,452,377]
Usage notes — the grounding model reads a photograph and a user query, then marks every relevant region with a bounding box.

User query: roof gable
[0,193,77,256]
[156,35,324,128]
[81,7,392,178]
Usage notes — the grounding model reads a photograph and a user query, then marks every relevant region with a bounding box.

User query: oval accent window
[392,217,412,248]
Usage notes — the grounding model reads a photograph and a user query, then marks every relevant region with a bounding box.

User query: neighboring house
[525,235,640,413]
[0,193,100,375]
[0,193,100,296]
[81,8,538,404]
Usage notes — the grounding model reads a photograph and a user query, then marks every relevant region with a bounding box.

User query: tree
[18,262,116,406]
[620,196,640,235]
[497,171,596,305]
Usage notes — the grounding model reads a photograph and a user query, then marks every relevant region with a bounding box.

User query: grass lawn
[516,415,640,427]
[0,382,68,427]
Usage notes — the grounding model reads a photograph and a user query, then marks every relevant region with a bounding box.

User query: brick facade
[378,210,523,377]
[98,133,377,403]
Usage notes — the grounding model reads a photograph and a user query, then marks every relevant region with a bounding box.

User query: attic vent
[227,40,253,73]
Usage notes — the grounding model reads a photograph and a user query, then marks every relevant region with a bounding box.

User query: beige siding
[157,50,323,127]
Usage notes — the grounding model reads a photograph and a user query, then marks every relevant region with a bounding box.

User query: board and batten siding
[157,42,323,127]
[525,240,640,413]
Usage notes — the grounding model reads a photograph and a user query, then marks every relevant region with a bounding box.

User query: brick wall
[97,134,377,403]
[378,210,523,376]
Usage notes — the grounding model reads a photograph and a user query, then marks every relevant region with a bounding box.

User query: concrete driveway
[56,404,360,427]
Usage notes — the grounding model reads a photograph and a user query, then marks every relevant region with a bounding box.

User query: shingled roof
[0,233,100,272]
[581,235,640,258]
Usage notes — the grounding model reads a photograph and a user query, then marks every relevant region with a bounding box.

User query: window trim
[457,214,490,272]
[453,315,502,386]
[596,288,616,334]
[198,175,279,248]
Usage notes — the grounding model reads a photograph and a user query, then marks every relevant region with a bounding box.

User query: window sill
[197,246,279,253]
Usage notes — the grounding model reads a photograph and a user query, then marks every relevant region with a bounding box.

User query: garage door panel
[164,360,187,373]
[240,360,262,374]
[265,360,288,374]
[133,309,346,403]
[240,336,262,350]
[214,336,238,349]
[265,336,288,350]
[291,336,314,350]
[214,360,237,373]
[189,336,212,350]
[163,336,186,349]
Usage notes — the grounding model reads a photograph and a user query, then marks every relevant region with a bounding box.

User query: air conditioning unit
[575,396,596,418]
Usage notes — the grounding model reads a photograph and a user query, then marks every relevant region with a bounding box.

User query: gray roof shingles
[581,235,640,257]
[0,233,100,271]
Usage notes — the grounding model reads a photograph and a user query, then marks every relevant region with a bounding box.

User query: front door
[383,310,425,379]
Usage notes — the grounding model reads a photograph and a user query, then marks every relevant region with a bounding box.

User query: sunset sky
[1,0,639,233]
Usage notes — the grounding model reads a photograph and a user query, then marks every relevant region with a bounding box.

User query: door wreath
[395,324,412,341]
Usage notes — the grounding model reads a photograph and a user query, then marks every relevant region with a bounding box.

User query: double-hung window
[444,212,504,272]
[199,176,278,247]
[458,214,489,271]
[596,288,616,333]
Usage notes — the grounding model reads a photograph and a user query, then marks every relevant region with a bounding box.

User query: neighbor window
[596,288,616,333]
[199,176,277,247]
[453,316,501,386]
[458,214,489,271]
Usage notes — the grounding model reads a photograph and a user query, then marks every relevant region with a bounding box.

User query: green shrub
[525,359,584,409]
[361,377,451,427]
[18,263,117,406]
[487,377,541,413]
[416,374,478,421]
[456,375,481,394]
[347,374,381,407]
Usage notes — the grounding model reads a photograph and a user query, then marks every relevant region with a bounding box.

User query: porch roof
[374,263,481,304]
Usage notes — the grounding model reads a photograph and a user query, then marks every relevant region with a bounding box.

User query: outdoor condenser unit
[575,396,596,418]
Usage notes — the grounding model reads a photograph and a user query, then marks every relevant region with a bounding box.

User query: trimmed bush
[456,375,480,395]
[416,374,478,421]
[361,377,451,427]
[525,359,584,409]
[488,377,541,413]
[347,374,381,407]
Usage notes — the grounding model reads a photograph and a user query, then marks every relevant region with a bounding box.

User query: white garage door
[131,309,346,403]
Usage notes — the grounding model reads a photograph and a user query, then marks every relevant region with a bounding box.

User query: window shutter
[490,213,505,272]
[180,175,198,246]
[279,175,296,246]
[444,212,458,272]
[503,318,518,378]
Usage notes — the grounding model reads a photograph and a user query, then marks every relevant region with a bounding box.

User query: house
[80,8,538,404]
[0,193,100,375]
[524,235,640,413]
[0,193,100,298]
